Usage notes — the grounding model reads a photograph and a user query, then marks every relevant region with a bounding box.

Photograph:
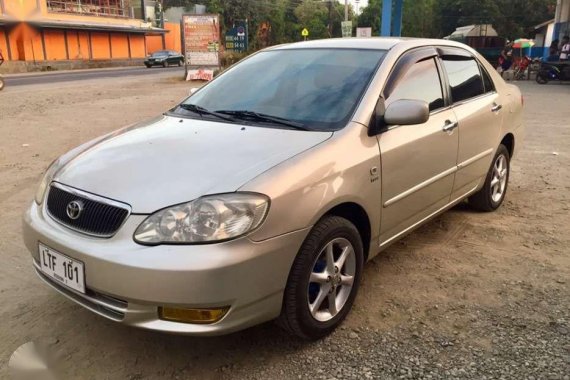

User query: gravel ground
[0,75,569,380]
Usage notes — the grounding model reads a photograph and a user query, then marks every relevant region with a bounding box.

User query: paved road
[4,66,185,87]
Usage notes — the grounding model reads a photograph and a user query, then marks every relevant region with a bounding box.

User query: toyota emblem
[66,201,84,220]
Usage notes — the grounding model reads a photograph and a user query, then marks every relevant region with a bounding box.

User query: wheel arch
[501,133,515,158]
[321,202,372,262]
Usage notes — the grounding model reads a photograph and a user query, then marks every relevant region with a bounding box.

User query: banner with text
[182,14,221,67]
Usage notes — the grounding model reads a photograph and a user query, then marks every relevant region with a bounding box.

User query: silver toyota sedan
[24,38,523,339]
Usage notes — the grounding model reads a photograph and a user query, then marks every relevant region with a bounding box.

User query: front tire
[469,144,510,211]
[0,77,4,91]
[278,216,364,340]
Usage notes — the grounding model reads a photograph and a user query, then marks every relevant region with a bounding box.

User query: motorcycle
[536,60,570,84]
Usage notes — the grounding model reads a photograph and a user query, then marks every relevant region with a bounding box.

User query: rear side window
[441,57,484,103]
[386,58,445,112]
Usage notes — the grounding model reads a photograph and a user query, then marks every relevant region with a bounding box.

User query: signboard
[182,14,221,68]
[225,20,248,53]
[186,69,215,81]
[301,28,309,37]
[341,21,353,38]
[357,27,372,38]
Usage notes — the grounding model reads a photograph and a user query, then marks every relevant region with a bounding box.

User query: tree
[294,0,329,39]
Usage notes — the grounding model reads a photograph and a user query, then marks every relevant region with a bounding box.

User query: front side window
[386,58,445,112]
[177,48,387,131]
[441,56,484,103]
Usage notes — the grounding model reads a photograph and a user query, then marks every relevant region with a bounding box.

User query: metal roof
[27,19,167,34]
[0,16,18,26]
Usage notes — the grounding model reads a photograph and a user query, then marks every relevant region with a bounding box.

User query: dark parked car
[144,50,184,68]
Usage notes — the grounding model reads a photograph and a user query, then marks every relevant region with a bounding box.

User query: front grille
[46,183,130,237]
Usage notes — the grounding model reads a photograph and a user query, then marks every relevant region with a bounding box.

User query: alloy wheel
[307,238,356,322]
[491,154,508,203]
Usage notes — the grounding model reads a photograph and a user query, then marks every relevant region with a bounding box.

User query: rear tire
[469,144,510,212]
[277,216,364,340]
[536,73,548,84]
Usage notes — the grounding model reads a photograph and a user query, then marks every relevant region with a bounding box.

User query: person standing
[548,39,560,61]
[498,41,514,77]
[560,36,570,61]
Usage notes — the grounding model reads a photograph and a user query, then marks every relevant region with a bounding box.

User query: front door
[378,55,459,246]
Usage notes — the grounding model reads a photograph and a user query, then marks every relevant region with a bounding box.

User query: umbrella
[512,38,535,49]
[512,38,535,59]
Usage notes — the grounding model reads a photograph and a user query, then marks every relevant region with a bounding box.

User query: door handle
[491,103,503,112]
[442,120,458,133]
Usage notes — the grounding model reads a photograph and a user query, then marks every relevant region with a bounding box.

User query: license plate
[39,243,85,294]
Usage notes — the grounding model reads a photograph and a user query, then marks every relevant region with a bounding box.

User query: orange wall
[145,35,163,54]
[130,34,146,58]
[164,23,181,52]
[145,23,181,55]
[90,32,110,59]
[3,23,156,62]
[0,29,9,60]
[27,29,45,61]
[110,33,129,58]
[44,29,67,60]
[66,31,90,60]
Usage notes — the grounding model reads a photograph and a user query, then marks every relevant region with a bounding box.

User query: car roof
[268,37,472,52]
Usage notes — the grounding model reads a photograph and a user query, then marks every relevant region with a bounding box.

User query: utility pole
[327,0,333,37]
[345,0,348,21]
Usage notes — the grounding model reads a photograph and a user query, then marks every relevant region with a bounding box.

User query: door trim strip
[380,184,479,248]
[383,166,457,207]
[457,148,494,169]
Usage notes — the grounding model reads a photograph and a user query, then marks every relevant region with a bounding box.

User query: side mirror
[189,87,199,96]
[384,99,429,126]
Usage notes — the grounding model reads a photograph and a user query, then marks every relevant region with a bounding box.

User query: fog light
[158,306,229,324]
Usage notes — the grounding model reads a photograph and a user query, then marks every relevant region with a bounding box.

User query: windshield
[152,51,169,57]
[177,48,386,131]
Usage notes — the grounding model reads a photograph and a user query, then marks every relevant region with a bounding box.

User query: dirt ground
[0,74,569,379]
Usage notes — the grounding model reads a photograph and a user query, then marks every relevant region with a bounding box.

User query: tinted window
[441,57,484,102]
[182,49,387,131]
[386,58,444,112]
[480,65,495,93]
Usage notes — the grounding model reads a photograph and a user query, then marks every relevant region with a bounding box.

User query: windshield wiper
[215,110,310,131]
[177,104,236,122]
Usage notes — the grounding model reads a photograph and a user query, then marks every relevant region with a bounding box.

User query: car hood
[53,115,332,213]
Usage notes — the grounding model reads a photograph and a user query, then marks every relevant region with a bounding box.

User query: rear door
[378,48,459,246]
[438,48,503,199]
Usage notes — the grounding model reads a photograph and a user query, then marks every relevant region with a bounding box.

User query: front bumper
[23,201,308,335]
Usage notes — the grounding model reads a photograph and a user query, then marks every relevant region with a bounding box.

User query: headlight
[134,193,269,245]
[34,159,61,205]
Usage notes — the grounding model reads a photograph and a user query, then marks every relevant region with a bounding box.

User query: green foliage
[164,0,556,50]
